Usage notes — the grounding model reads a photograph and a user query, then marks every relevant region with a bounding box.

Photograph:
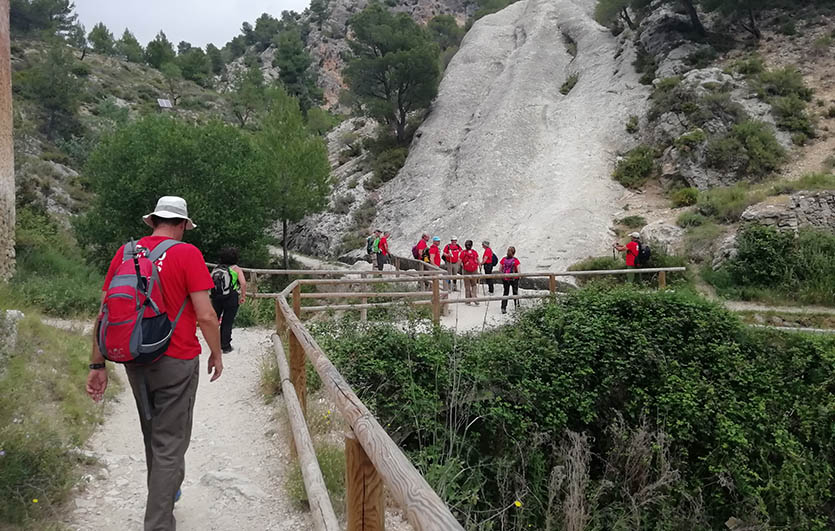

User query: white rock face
[375,0,649,272]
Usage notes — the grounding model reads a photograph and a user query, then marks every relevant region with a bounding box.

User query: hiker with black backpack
[499,246,521,314]
[481,240,498,294]
[211,247,247,353]
[613,232,650,283]
[86,196,222,531]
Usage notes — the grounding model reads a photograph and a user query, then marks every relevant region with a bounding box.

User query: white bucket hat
[142,196,196,230]
[629,232,641,239]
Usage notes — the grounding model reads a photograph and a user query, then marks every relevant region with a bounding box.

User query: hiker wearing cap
[499,246,521,314]
[366,229,381,266]
[443,237,463,291]
[86,196,223,531]
[428,237,442,267]
[461,240,480,304]
[481,240,497,294]
[211,247,247,353]
[377,231,391,271]
[614,232,641,282]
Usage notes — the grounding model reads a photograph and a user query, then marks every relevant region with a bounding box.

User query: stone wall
[740,191,835,232]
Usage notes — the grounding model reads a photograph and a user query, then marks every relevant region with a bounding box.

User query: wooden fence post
[345,430,385,531]
[432,278,440,325]
[250,272,258,297]
[418,261,425,291]
[549,274,556,295]
[658,271,666,290]
[275,298,285,337]
[360,273,368,322]
[290,284,307,415]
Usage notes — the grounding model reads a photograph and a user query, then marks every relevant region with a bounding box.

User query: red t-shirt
[500,256,520,280]
[379,237,389,256]
[443,243,461,263]
[429,244,441,267]
[482,247,493,265]
[625,241,639,267]
[102,236,213,360]
[416,239,428,256]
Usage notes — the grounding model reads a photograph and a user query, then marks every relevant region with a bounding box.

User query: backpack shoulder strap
[148,239,182,262]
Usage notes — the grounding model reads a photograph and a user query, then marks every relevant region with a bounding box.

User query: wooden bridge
[231,255,685,530]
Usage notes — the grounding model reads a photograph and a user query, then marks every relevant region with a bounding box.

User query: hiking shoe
[222,345,233,354]
[174,488,182,504]
[501,308,507,314]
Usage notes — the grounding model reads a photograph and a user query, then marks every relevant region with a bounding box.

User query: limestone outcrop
[741,191,835,232]
[373,0,649,271]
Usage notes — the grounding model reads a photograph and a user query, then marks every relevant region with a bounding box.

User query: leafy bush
[671,186,699,207]
[771,94,815,138]
[311,288,835,528]
[613,146,655,188]
[705,120,785,178]
[331,194,355,215]
[754,66,813,102]
[676,211,707,227]
[685,46,717,68]
[697,184,761,223]
[779,20,797,35]
[372,147,408,183]
[674,128,706,150]
[718,225,835,305]
[306,107,342,136]
[560,73,579,95]
[731,54,765,76]
[770,173,835,195]
[617,215,646,228]
[625,114,639,134]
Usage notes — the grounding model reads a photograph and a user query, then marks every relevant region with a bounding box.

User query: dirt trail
[65,327,312,531]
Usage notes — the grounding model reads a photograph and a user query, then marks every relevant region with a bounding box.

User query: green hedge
[312,288,835,529]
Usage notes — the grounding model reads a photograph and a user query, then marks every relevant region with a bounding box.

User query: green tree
[594,0,638,29]
[115,29,144,62]
[10,0,76,36]
[205,43,225,75]
[177,48,211,86]
[253,13,282,51]
[253,88,330,269]
[144,31,176,69]
[344,3,440,143]
[701,0,762,38]
[229,66,267,128]
[273,28,322,113]
[87,22,114,55]
[15,42,82,138]
[427,14,464,50]
[159,62,183,105]
[66,21,86,49]
[309,0,330,27]
[76,116,274,268]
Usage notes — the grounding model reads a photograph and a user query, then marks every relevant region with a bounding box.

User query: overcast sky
[73,0,311,49]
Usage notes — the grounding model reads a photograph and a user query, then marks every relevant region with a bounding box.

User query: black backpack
[636,243,651,267]
[491,252,499,267]
[366,236,374,254]
[211,265,232,297]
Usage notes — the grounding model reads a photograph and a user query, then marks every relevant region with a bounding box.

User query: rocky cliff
[373,0,648,271]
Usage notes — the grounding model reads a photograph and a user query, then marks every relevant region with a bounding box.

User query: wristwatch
[89,362,106,370]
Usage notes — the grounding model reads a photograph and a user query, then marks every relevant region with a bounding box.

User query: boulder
[712,230,739,270]
[640,221,685,256]
[740,191,835,232]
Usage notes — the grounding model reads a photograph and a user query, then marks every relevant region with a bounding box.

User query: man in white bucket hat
[87,196,222,530]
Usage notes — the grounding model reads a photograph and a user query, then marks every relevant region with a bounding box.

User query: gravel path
[65,327,312,531]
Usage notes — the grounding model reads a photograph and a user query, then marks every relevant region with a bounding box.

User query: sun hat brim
[142,211,196,230]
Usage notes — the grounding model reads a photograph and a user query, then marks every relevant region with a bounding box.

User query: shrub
[372,147,408,183]
[732,54,765,76]
[633,45,657,85]
[306,107,342,136]
[613,146,655,189]
[674,128,706,150]
[771,173,835,195]
[311,289,835,528]
[779,20,797,36]
[70,61,91,77]
[771,94,815,137]
[671,187,699,207]
[684,221,722,262]
[755,67,813,102]
[676,211,707,227]
[560,73,579,95]
[697,184,761,223]
[705,120,785,178]
[618,215,646,228]
[331,194,355,215]
[626,114,639,134]
[685,47,718,69]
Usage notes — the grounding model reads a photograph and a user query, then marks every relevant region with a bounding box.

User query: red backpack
[96,239,187,365]
[462,250,479,272]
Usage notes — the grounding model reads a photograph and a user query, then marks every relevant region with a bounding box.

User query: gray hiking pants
[125,355,199,531]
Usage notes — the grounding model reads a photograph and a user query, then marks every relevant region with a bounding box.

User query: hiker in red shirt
[86,196,223,531]
[460,240,481,305]
[428,236,442,267]
[614,232,641,282]
[481,240,496,294]
[499,246,521,314]
[377,231,390,271]
[414,233,429,261]
[443,237,462,291]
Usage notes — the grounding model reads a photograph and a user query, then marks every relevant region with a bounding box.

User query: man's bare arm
[87,293,107,402]
[191,290,224,382]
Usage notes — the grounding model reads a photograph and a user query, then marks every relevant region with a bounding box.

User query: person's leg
[484,265,494,293]
[453,262,461,291]
[512,280,520,308]
[125,365,154,488]
[376,253,384,271]
[445,262,453,291]
[627,265,635,284]
[130,356,200,531]
[211,295,223,321]
[501,280,510,311]
[220,292,239,351]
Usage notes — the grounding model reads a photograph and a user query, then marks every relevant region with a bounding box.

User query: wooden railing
[223,254,685,530]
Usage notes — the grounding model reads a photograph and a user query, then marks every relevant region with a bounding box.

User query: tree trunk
[282,219,289,271]
[0,0,14,281]
[742,8,762,40]
[80,47,87,61]
[395,118,406,144]
[679,0,706,36]
[620,7,637,31]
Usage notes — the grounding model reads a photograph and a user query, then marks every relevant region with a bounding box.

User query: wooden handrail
[271,336,339,531]
[277,294,464,530]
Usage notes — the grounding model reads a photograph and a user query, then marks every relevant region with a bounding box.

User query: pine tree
[144,31,175,69]
[87,21,114,55]
[115,29,144,62]
[273,28,321,113]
